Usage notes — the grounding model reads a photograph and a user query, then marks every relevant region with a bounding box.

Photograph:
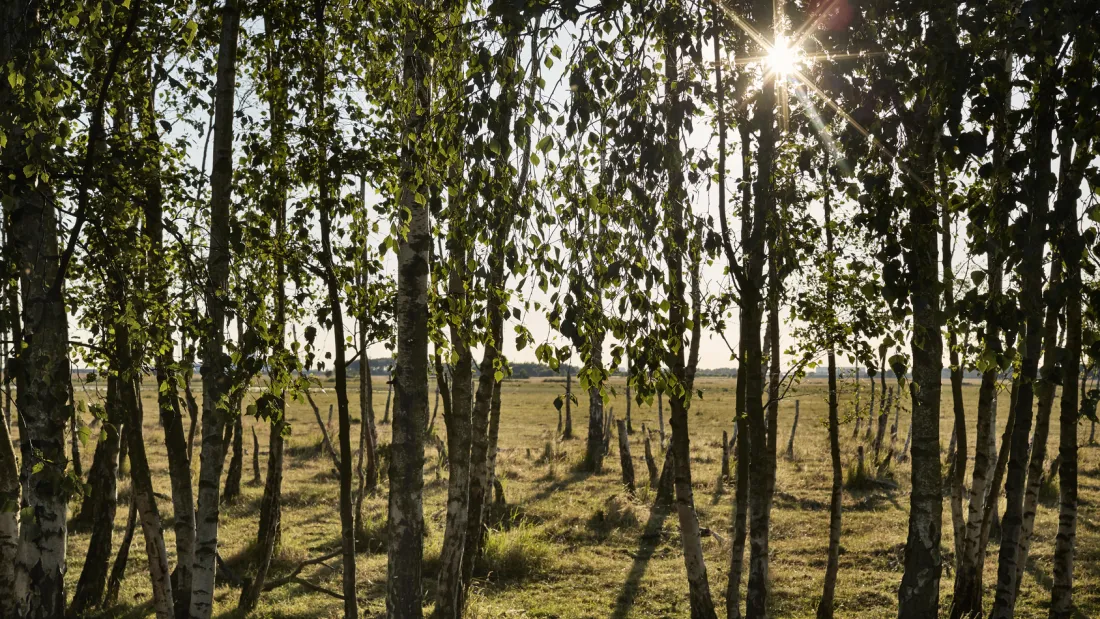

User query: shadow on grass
[1024,552,1054,594]
[213,602,348,619]
[774,490,828,512]
[86,599,154,619]
[527,467,594,504]
[610,501,673,619]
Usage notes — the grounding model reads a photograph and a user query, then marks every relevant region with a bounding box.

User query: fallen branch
[282,576,345,601]
[263,549,343,592]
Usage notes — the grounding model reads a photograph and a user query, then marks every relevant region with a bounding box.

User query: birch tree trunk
[585,337,606,472]
[222,415,243,502]
[725,116,753,619]
[104,496,138,608]
[123,374,175,619]
[663,27,718,619]
[991,43,1056,618]
[311,2,358,612]
[387,1,432,615]
[4,2,71,609]
[941,187,968,568]
[238,9,288,609]
[1051,273,1081,618]
[1015,260,1063,593]
[10,140,70,619]
[1050,38,1093,611]
[355,350,378,523]
[818,157,841,619]
[190,0,241,615]
[70,376,123,615]
[897,96,944,619]
[461,26,527,604]
[950,50,1010,615]
[434,163,475,618]
[144,112,195,616]
[0,392,20,618]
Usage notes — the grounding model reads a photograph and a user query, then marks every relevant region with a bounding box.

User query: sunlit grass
[53,376,1100,618]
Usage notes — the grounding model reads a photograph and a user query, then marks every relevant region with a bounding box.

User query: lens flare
[767,34,798,76]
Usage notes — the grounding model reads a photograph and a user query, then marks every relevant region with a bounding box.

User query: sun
[767,34,799,76]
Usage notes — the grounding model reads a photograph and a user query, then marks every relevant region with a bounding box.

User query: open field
[48,376,1100,618]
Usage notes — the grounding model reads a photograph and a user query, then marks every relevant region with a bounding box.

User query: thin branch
[50,0,144,301]
[262,549,343,592]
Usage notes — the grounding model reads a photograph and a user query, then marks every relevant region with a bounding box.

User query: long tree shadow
[527,467,594,504]
[610,501,673,619]
[1025,552,1054,594]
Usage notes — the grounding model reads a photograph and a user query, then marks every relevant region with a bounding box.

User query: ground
[51,375,1100,618]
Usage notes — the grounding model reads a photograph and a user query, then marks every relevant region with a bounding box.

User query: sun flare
[767,34,799,76]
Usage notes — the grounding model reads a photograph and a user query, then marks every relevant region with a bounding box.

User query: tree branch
[49,0,144,301]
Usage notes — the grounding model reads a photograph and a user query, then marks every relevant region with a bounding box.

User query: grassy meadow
[51,375,1100,618]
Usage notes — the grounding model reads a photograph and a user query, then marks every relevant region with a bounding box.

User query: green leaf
[183,20,198,45]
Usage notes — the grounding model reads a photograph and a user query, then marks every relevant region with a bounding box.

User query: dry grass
[41,376,1100,617]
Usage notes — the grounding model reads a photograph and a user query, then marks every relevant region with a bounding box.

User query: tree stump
[642,424,659,489]
[657,391,666,449]
[251,425,261,484]
[602,408,614,456]
[891,386,900,442]
[720,430,731,482]
[898,421,913,463]
[563,365,573,439]
[873,388,893,461]
[785,400,800,460]
[616,420,635,494]
[655,450,675,506]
